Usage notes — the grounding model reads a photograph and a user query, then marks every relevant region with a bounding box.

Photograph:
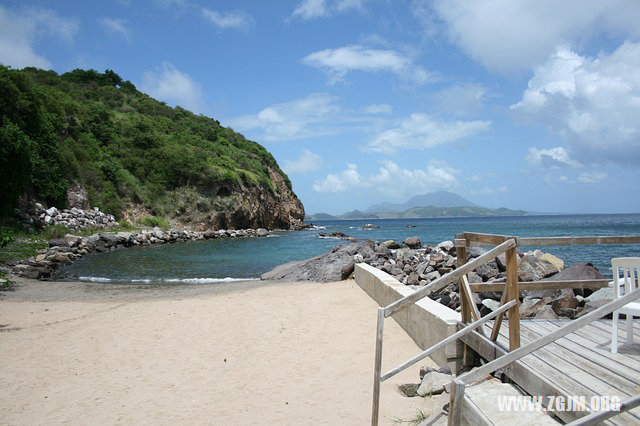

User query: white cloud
[365,103,392,114]
[303,44,434,84]
[141,62,205,114]
[525,147,582,169]
[512,44,640,164]
[429,0,640,72]
[282,150,323,174]
[100,17,131,40]
[292,0,328,20]
[228,93,345,141]
[313,160,459,197]
[367,113,491,153]
[0,6,78,69]
[577,172,607,184]
[291,0,364,20]
[201,8,254,31]
[430,83,488,117]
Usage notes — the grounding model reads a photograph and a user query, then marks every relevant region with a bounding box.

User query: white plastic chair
[611,257,640,353]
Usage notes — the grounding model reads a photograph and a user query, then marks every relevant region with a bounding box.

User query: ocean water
[61,214,640,283]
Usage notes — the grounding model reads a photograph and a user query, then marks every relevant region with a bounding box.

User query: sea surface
[61,214,640,283]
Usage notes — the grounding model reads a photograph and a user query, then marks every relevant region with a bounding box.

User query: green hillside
[0,66,294,220]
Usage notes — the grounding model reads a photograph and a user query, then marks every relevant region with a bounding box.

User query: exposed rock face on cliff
[204,167,305,230]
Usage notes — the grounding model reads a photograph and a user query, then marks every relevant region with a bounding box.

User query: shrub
[140,216,170,229]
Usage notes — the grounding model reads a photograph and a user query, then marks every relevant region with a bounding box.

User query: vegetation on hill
[0,66,296,222]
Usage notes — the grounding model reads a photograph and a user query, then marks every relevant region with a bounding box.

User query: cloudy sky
[2,0,640,215]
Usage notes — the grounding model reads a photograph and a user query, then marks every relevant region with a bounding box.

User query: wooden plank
[588,319,640,340]
[458,289,640,385]
[543,321,640,372]
[520,322,640,393]
[384,239,516,317]
[567,394,640,426]
[518,235,640,247]
[469,279,610,292]
[495,324,636,425]
[490,290,508,341]
[380,300,516,382]
[461,330,592,423]
[456,242,476,369]
[371,308,384,426]
[461,232,512,245]
[448,380,465,426]
[506,247,520,350]
[461,275,487,336]
[457,245,471,325]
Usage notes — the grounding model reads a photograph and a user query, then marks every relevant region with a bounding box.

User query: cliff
[0,66,304,230]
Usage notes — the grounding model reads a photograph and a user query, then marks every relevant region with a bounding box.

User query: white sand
[0,279,436,425]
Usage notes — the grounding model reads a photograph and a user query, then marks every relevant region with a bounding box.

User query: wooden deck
[461,318,640,425]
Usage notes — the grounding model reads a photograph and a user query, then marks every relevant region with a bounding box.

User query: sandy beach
[0,277,435,425]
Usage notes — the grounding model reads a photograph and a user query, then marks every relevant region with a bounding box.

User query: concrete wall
[354,263,462,369]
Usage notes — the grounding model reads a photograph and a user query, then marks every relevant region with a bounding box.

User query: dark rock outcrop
[261,241,374,283]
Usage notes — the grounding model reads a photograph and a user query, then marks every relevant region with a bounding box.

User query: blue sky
[2,0,640,215]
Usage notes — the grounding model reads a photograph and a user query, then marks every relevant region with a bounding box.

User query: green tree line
[0,66,292,218]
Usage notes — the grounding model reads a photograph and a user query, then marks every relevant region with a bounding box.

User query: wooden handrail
[468,279,610,292]
[384,239,516,317]
[380,300,516,382]
[518,235,640,246]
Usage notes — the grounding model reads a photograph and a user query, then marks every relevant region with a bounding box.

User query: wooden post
[371,308,385,426]
[448,379,466,426]
[456,237,475,369]
[505,247,521,350]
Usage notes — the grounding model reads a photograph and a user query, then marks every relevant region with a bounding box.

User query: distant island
[305,191,528,220]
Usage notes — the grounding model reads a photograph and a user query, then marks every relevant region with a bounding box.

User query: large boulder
[523,262,604,300]
[518,254,560,282]
[261,241,374,283]
[404,236,421,249]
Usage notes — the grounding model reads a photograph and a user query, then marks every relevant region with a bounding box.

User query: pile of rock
[280,235,605,320]
[11,227,271,280]
[14,204,118,230]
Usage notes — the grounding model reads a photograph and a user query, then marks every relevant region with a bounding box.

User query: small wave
[78,276,258,284]
[79,276,113,282]
[163,277,258,284]
[318,236,343,240]
[311,225,326,230]
[266,234,281,238]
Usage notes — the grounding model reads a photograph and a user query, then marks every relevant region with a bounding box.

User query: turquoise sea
[61,214,640,283]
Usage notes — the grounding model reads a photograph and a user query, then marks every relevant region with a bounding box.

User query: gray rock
[533,305,559,320]
[551,289,579,314]
[523,262,605,300]
[436,240,454,253]
[261,241,374,283]
[518,254,560,282]
[256,228,269,237]
[481,299,500,312]
[417,371,452,396]
[404,236,421,249]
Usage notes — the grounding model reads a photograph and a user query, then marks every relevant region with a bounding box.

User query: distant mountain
[377,206,527,219]
[340,209,380,219]
[305,205,527,221]
[365,191,479,213]
[305,212,337,221]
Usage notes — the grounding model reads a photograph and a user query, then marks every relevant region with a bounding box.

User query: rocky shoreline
[9,227,271,280]
[263,235,610,321]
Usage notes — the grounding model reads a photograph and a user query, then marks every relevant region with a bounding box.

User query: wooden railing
[370,231,640,425]
[447,288,640,425]
[371,239,518,425]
